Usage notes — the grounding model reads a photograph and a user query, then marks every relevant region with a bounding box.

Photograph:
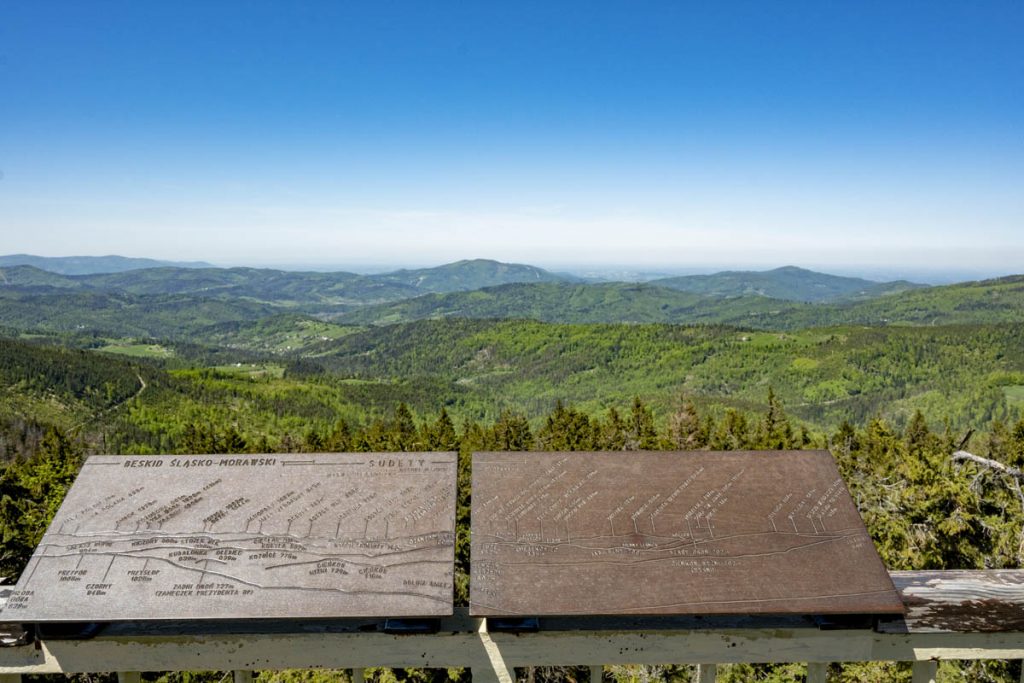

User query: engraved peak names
[470,450,904,617]
[7,453,457,621]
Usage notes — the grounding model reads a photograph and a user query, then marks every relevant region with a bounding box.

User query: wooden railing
[2,571,1023,683]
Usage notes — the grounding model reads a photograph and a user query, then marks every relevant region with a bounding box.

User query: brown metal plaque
[6,453,456,621]
[470,451,903,616]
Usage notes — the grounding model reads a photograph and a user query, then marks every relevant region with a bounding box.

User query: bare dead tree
[951,450,1024,564]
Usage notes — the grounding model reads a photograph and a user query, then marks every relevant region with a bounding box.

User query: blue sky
[1,2,1022,277]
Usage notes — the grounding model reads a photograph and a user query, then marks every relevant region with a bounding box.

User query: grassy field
[1004,385,1024,407]
[98,341,175,359]
[211,363,286,379]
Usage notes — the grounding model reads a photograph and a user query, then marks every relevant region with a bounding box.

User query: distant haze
[3,4,1021,280]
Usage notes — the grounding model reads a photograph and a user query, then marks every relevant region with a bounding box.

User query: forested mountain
[336,282,806,325]
[367,258,575,292]
[338,275,1024,328]
[776,274,1024,327]
[0,265,418,307]
[300,318,1024,430]
[0,253,213,274]
[0,288,278,338]
[0,258,573,305]
[651,265,924,302]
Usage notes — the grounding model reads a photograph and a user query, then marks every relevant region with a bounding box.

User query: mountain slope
[300,318,1024,430]
[0,265,80,288]
[0,254,213,275]
[334,275,1024,329]
[372,258,576,292]
[651,265,924,302]
[335,282,805,325]
[772,274,1024,327]
[0,288,278,339]
[0,259,576,308]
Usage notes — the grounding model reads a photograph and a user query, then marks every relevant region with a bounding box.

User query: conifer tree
[490,410,533,451]
[757,388,794,449]
[390,403,419,451]
[599,407,628,450]
[625,396,658,450]
[669,399,705,450]
[427,408,459,451]
[713,409,749,451]
[326,419,353,452]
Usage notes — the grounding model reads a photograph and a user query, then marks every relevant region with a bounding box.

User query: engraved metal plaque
[7,453,457,621]
[470,451,903,616]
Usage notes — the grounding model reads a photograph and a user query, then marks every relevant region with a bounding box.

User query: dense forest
[2,260,1024,682]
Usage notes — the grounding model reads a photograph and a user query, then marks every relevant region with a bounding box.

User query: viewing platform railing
[2,570,1023,683]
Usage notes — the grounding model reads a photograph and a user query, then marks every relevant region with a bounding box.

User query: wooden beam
[806,662,827,683]
[911,661,937,683]
[696,664,716,683]
[589,665,602,683]
[887,570,1024,633]
[476,617,513,683]
[2,627,1024,674]
[0,674,22,683]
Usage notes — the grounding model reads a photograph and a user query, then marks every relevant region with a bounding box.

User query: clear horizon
[3,251,1017,285]
[2,3,1022,274]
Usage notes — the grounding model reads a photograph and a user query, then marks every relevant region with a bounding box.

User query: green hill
[335,282,806,325]
[299,318,1024,430]
[80,267,417,307]
[0,337,165,434]
[766,274,1024,328]
[0,259,576,311]
[336,275,1024,329]
[0,288,278,339]
[372,258,575,292]
[651,265,924,302]
[0,265,80,288]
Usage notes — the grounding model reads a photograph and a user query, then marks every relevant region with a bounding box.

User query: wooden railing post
[474,619,513,683]
[806,662,828,682]
[696,664,716,683]
[233,671,253,683]
[589,665,602,682]
[352,668,365,683]
[117,673,141,683]
[911,661,937,683]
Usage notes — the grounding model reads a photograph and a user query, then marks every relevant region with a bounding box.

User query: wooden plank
[911,661,937,683]
[477,618,513,683]
[696,664,716,682]
[1,628,1023,674]
[885,570,1024,633]
[806,662,828,683]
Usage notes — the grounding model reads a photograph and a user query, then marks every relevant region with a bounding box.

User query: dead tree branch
[952,450,1024,564]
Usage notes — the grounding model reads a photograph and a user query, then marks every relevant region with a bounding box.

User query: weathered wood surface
[882,570,1024,633]
[2,571,1024,674]
[3,610,1024,674]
